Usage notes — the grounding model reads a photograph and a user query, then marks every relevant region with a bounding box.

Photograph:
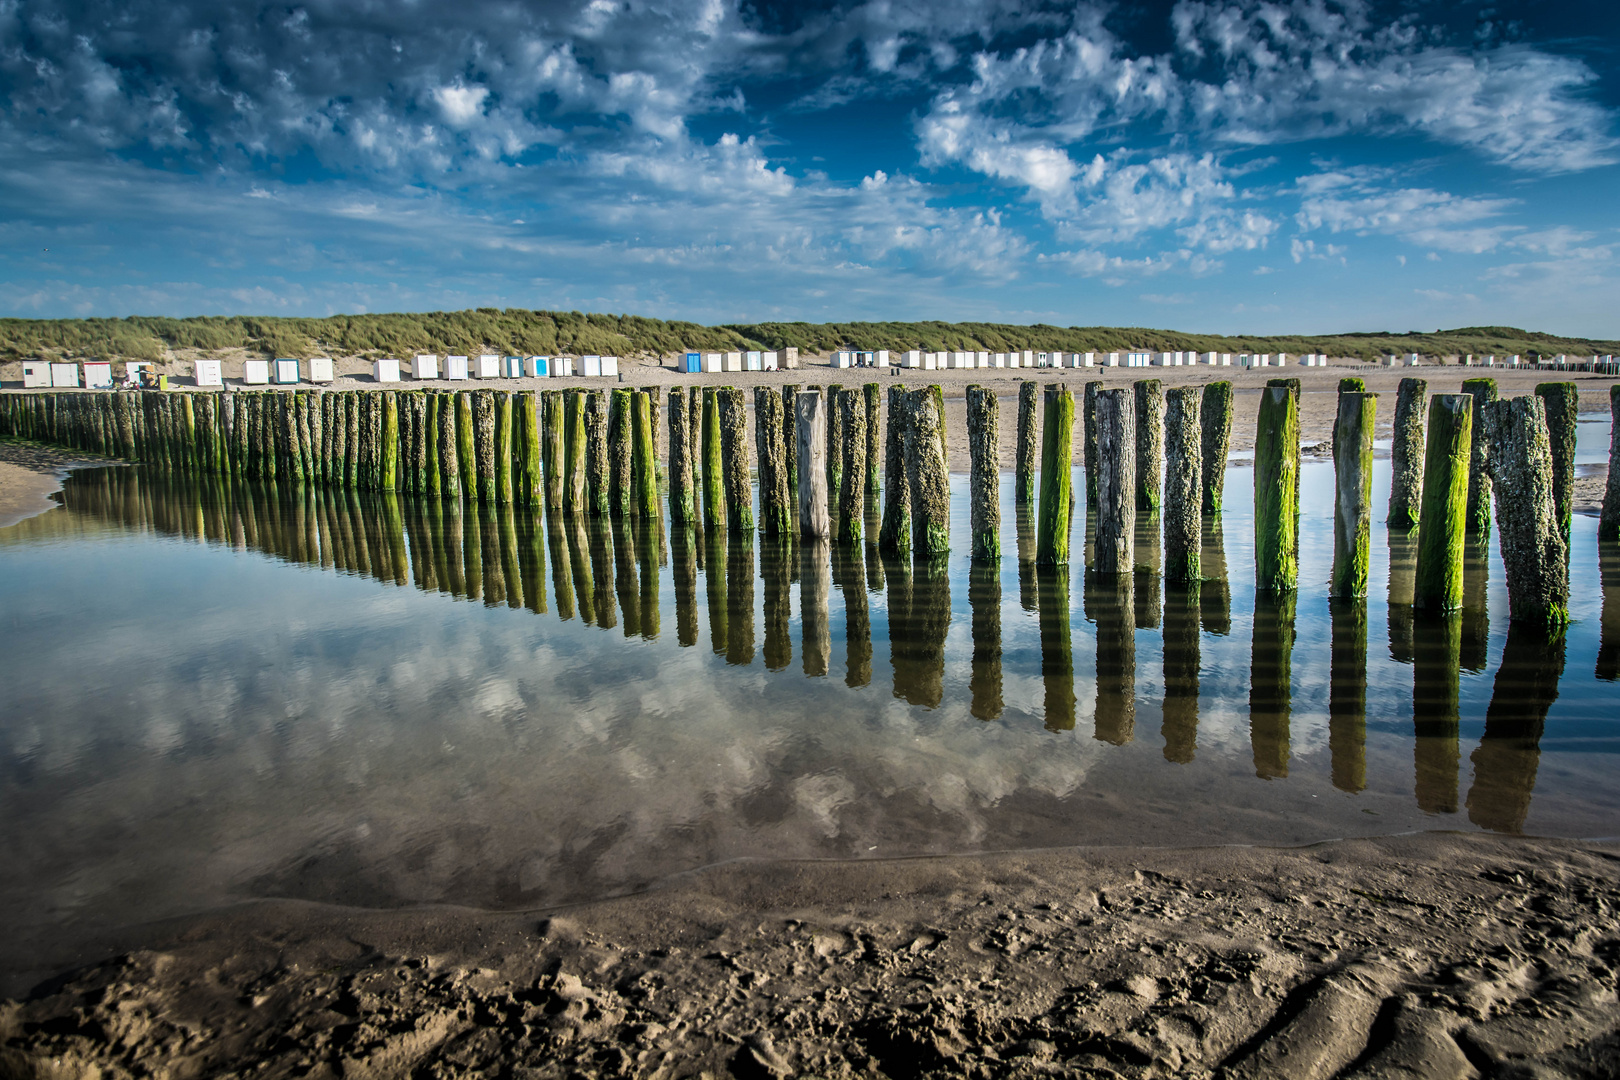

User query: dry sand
[3,834,1618,1078]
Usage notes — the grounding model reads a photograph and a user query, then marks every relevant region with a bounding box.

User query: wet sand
[3,834,1618,1077]
[0,441,115,527]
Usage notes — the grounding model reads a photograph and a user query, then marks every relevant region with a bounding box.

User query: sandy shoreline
[3,833,1618,1077]
[0,440,118,528]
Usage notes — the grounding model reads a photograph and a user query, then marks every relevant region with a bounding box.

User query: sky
[3,0,1618,336]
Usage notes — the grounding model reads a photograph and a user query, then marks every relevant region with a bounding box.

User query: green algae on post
[631,390,659,520]
[1093,387,1135,575]
[1331,391,1377,599]
[719,387,754,534]
[494,391,514,505]
[381,391,400,493]
[780,384,799,498]
[1162,386,1201,586]
[1035,384,1073,566]
[864,382,881,500]
[564,389,589,514]
[540,390,563,509]
[1016,381,1039,505]
[607,387,632,517]
[456,391,476,500]
[515,390,541,507]
[1199,381,1232,513]
[1254,384,1299,592]
[966,385,1000,560]
[1535,381,1578,537]
[878,384,911,556]
[754,387,790,537]
[1134,378,1163,513]
[837,388,867,544]
[1414,394,1473,613]
[667,388,694,524]
[1462,378,1498,536]
[702,387,726,529]
[1491,395,1570,626]
[905,386,950,557]
[1389,377,1427,529]
[825,385,844,526]
[583,389,608,516]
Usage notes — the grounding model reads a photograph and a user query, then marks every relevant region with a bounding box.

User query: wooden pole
[541,390,562,509]
[796,391,829,539]
[1200,380,1232,513]
[1535,381,1578,537]
[719,387,754,534]
[1462,377,1498,536]
[905,386,950,558]
[837,386,866,544]
[564,389,588,514]
[1413,394,1473,613]
[1389,377,1426,528]
[1254,384,1299,592]
[825,385,844,527]
[966,384,999,559]
[1603,384,1620,542]
[1035,384,1073,565]
[668,387,694,524]
[381,391,400,492]
[1134,378,1163,512]
[456,391,476,499]
[631,390,659,519]
[584,389,608,515]
[1017,380,1040,505]
[437,390,461,499]
[702,387,726,529]
[608,387,633,516]
[781,384,799,499]
[1163,386,1201,585]
[515,390,540,507]
[1331,391,1377,598]
[1093,388,1134,574]
[878,384,910,555]
[864,382,881,501]
[1491,395,1569,626]
[755,386,790,536]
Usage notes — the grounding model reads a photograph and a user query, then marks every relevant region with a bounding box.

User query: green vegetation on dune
[2,311,1616,364]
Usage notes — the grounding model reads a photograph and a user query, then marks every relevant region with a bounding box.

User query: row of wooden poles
[32,465,1593,830]
[4,378,1616,630]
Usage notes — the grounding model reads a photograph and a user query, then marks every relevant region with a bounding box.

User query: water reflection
[1412,612,1462,815]
[1084,567,1134,745]
[1328,598,1367,793]
[891,555,950,707]
[1134,512,1161,630]
[1037,566,1075,732]
[1467,625,1565,833]
[801,538,831,677]
[760,536,792,670]
[969,561,1003,721]
[831,541,870,687]
[1162,581,1200,763]
[1600,540,1620,682]
[1249,592,1295,780]
[1460,538,1491,673]
[1199,514,1231,636]
[1387,526,1418,663]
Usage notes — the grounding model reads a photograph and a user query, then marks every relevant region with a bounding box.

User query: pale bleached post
[1163,386,1201,585]
[797,391,829,539]
[1094,388,1135,574]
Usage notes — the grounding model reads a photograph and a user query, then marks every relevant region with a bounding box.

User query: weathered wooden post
[966,385,999,559]
[1492,396,1569,625]
[493,391,514,504]
[606,387,631,516]
[837,386,866,544]
[631,390,659,519]
[781,384,799,499]
[905,386,951,558]
[1603,384,1620,542]
[702,388,726,529]
[436,392,460,499]
[564,389,588,514]
[1035,384,1072,565]
[515,390,541,507]
[1017,381,1039,504]
[755,387,790,536]
[541,390,563,509]
[583,389,608,515]
[455,391,476,499]
[1536,381,1578,536]
[1093,388,1135,574]
[1462,377,1498,535]
[381,392,400,492]
[668,388,694,524]
[1414,394,1473,612]
[1254,384,1299,592]
[878,385,911,555]
[797,391,829,539]
[471,390,496,502]
[719,387,754,534]
[1163,386,1201,585]
[1083,380,1102,508]
[1199,381,1232,514]
[826,385,844,525]
[864,382,881,502]
[1331,391,1377,598]
[1134,378,1163,512]
[1389,377,1427,528]
[689,386,703,492]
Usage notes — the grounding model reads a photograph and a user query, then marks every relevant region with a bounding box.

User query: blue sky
[3,0,1618,336]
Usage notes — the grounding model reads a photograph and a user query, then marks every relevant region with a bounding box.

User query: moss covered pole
[472,390,497,503]
[1199,380,1233,513]
[1254,384,1299,592]
[878,384,911,556]
[1535,381,1578,537]
[702,388,726,529]
[719,387,754,534]
[455,391,477,499]
[864,382,881,502]
[1134,378,1163,513]
[436,391,461,500]
[631,390,659,519]
[608,387,633,516]
[1492,395,1570,626]
[564,389,588,514]
[515,390,541,507]
[797,390,830,539]
[1016,381,1039,504]
[755,386,790,536]
[825,385,844,528]
[1461,378,1498,536]
[668,387,694,525]
[905,386,951,558]
[1034,384,1073,565]
[1413,394,1473,613]
[781,384,799,500]
[966,385,1000,560]
[1331,391,1377,599]
[584,389,609,516]
[837,388,866,544]
[1163,386,1201,585]
[1389,377,1427,528]
[541,390,563,510]
[1602,384,1620,542]
[1094,388,1135,575]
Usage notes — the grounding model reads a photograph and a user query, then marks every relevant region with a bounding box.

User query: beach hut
[414,354,440,380]
[308,358,334,383]
[274,359,300,385]
[475,354,501,379]
[446,355,470,380]
[502,356,523,378]
[832,351,853,369]
[50,363,79,388]
[581,355,603,378]
[702,353,722,373]
[526,356,550,378]
[783,348,799,369]
[244,360,271,385]
[682,352,702,374]
[601,356,620,378]
[723,352,743,373]
[22,362,51,388]
[553,357,575,377]
[194,360,224,387]
[83,362,114,389]
[374,359,401,383]
[746,351,763,372]
[763,351,779,371]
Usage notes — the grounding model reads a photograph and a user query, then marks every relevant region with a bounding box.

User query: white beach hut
[374,358,401,383]
[22,361,51,388]
[244,360,271,385]
[83,362,114,389]
[308,358,334,383]
[445,355,470,380]
[194,360,224,387]
[414,354,440,380]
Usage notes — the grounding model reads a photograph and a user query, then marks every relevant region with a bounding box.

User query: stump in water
[1603,385,1620,542]
[719,387,754,534]
[1492,396,1569,626]
[864,383,882,501]
[456,392,477,500]
[702,388,726,529]
[837,389,867,544]
[1134,378,1163,513]
[825,386,844,528]
[1035,385,1073,566]
[515,390,541,507]
[1389,377,1427,528]
[1163,386,1201,586]
[1535,381,1578,537]
[878,385,911,556]
[1254,385,1299,592]
[781,384,799,498]
[608,387,633,517]
[1017,381,1039,504]
[493,391,514,505]
[1462,378,1498,536]
[667,388,694,524]
[796,391,829,539]
[1332,392,1377,598]
[905,386,951,558]
[472,390,496,503]
[755,387,790,536]
[563,389,588,514]
[437,391,461,500]
[584,390,608,516]
[1414,394,1473,613]
[1199,381,1232,513]
[541,390,563,509]
[966,385,1000,560]
[1093,388,1135,575]
[631,390,659,519]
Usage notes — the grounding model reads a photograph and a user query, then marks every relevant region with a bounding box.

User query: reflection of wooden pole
[966,385,999,559]
[1093,388,1134,574]
[1389,377,1426,528]
[1535,381,1578,536]
[1162,581,1200,763]
[1413,612,1462,814]
[1328,597,1367,793]
[1414,394,1472,612]
[1467,623,1564,833]
[1254,385,1298,591]
[1491,395,1569,625]
[969,560,1002,721]
[796,391,829,539]
[1086,567,1135,745]
[1163,386,1201,585]
[800,537,831,675]
[1037,566,1075,732]
[1331,392,1376,598]
[1249,591,1296,779]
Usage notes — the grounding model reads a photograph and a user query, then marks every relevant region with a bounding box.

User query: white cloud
[432,85,489,128]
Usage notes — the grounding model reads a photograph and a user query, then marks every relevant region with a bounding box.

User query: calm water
[2,434,1617,988]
